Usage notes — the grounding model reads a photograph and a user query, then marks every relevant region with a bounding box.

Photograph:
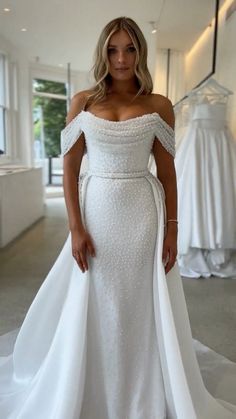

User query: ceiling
[0,0,218,72]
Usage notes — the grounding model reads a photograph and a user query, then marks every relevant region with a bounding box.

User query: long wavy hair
[86,17,153,106]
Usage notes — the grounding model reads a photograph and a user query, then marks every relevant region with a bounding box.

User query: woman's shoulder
[66,89,93,123]
[148,93,173,109]
[149,93,175,129]
[71,89,94,106]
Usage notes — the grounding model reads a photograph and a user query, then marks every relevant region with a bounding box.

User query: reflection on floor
[0,197,235,362]
[45,185,63,198]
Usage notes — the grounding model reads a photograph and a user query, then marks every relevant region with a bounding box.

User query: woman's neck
[107,79,139,96]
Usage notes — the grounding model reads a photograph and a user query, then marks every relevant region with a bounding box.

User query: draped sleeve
[154,116,175,158]
[60,112,83,156]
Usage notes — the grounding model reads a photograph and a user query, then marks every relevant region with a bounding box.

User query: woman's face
[107,29,137,82]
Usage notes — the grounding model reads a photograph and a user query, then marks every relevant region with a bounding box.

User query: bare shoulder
[150,93,175,129]
[72,89,92,103]
[66,89,92,124]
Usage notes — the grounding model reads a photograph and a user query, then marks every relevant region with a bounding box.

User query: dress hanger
[188,77,233,99]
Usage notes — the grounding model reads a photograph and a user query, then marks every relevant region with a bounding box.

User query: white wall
[185,26,214,93]
[153,49,168,96]
[216,5,236,135]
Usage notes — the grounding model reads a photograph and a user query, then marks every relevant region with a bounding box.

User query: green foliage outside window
[33,79,67,157]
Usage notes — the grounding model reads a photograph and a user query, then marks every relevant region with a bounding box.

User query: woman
[0,16,236,419]
[63,16,177,419]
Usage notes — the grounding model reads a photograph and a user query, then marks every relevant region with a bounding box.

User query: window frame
[0,51,18,164]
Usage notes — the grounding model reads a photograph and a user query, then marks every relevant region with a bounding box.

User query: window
[33,78,67,185]
[0,53,7,155]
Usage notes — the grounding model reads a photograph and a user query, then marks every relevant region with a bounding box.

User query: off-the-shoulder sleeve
[60,113,83,156]
[154,116,175,158]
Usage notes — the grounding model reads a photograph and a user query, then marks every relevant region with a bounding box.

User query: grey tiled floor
[0,198,235,362]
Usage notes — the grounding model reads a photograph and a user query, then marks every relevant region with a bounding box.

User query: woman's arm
[63,90,95,273]
[152,95,178,273]
[63,92,86,232]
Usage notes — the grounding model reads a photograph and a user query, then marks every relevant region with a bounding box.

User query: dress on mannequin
[175,96,236,278]
[0,109,236,418]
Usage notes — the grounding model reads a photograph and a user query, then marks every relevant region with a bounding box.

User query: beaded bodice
[60,110,175,174]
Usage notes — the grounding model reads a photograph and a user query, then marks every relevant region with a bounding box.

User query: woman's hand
[71,227,96,273]
[162,225,178,274]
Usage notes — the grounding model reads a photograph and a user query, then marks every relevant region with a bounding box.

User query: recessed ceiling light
[58,64,63,67]
[3,7,11,12]
[151,29,157,34]
[21,28,27,32]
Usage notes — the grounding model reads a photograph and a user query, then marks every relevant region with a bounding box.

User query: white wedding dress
[175,101,236,278]
[0,110,236,419]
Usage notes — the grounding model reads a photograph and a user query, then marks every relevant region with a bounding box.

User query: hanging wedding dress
[0,109,236,418]
[174,99,191,148]
[175,95,236,278]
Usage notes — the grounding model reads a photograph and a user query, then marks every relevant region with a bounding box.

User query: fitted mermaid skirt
[80,175,166,418]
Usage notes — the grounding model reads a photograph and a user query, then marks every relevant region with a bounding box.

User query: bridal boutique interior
[0,0,236,416]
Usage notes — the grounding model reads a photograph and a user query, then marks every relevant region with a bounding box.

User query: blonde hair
[87,16,153,106]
